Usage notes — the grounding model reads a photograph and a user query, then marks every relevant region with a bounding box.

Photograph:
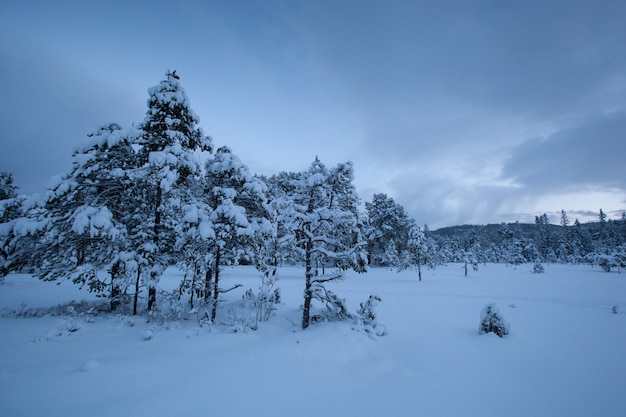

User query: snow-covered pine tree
[559,209,569,228]
[595,208,611,246]
[571,218,593,262]
[0,171,24,277]
[555,209,572,263]
[17,124,139,309]
[364,193,413,266]
[400,225,436,281]
[137,70,213,311]
[535,213,556,262]
[0,172,18,209]
[263,171,305,267]
[281,158,367,329]
[621,212,626,245]
[462,234,480,277]
[479,303,510,337]
[381,239,400,268]
[198,146,271,322]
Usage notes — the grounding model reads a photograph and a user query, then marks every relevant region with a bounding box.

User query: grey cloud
[296,0,626,168]
[0,39,144,194]
[501,111,626,190]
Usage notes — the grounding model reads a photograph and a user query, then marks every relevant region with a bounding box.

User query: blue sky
[1,0,625,228]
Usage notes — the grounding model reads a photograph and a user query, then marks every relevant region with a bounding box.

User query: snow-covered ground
[1,264,625,417]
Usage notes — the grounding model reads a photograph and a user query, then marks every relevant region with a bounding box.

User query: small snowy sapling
[355,295,387,336]
[479,303,510,337]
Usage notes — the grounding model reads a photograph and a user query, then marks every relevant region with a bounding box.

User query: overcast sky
[1,0,625,229]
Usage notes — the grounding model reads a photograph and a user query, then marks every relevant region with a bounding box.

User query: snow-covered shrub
[148,289,205,324]
[224,307,256,333]
[143,329,154,341]
[598,256,612,272]
[3,299,105,319]
[243,272,281,326]
[310,283,352,323]
[479,303,510,337]
[533,262,545,274]
[355,295,387,336]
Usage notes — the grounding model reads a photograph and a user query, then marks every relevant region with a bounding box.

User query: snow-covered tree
[498,223,534,265]
[479,303,510,337]
[0,172,18,214]
[175,146,272,320]
[535,213,555,262]
[280,158,367,329]
[202,146,271,321]
[400,225,436,281]
[559,209,570,228]
[10,124,140,309]
[0,172,25,278]
[364,193,413,266]
[570,218,593,262]
[137,70,213,311]
[380,239,400,268]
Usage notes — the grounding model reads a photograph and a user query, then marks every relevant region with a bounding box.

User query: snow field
[1,264,625,417]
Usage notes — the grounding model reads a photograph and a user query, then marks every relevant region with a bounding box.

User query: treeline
[431,213,626,268]
[1,71,624,329]
[364,192,626,273]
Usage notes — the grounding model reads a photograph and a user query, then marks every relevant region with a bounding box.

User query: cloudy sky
[1,0,625,229]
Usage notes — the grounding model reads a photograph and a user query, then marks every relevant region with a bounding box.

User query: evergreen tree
[0,172,18,203]
[559,209,569,227]
[461,230,481,276]
[400,225,436,281]
[571,218,593,262]
[380,239,400,268]
[11,124,139,309]
[202,146,271,321]
[556,210,572,263]
[0,172,26,277]
[535,213,554,262]
[137,70,213,310]
[364,193,413,266]
[594,208,613,248]
[621,212,626,245]
[280,158,367,329]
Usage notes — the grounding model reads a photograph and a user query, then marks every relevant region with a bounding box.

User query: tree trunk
[148,186,162,311]
[204,267,212,301]
[133,265,141,315]
[418,263,422,282]
[302,237,313,329]
[211,248,220,322]
[464,261,468,277]
[154,186,162,243]
[189,273,196,309]
[148,282,157,311]
[110,261,121,311]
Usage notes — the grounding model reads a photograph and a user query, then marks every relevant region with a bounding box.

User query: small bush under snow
[355,295,387,337]
[479,303,510,337]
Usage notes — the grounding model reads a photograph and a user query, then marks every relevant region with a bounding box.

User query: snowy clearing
[1,263,625,417]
